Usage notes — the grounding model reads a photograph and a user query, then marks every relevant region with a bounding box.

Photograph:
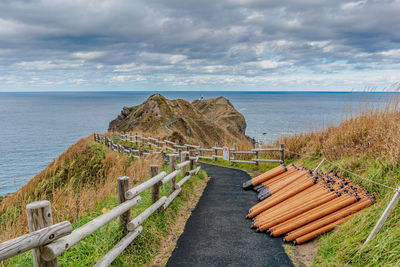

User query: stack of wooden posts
[243,164,377,244]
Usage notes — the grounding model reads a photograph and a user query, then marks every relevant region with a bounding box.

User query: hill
[0,136,208,266]
[108,94,252,147]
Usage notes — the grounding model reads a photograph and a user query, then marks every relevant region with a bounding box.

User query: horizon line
[1,90,399,93]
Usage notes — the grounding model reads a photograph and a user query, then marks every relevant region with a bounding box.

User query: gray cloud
[0,0,399,91]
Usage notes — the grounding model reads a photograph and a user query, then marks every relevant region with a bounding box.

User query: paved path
[166,163,293,267]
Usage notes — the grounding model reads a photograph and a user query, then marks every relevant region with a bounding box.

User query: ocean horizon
[0,91,393,196]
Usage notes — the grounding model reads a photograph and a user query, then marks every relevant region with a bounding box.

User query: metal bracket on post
[365,187,400,244]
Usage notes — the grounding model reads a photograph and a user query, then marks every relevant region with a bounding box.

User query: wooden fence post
[178,149,182,162]
[135,133,138,146]
[214,142,218,161]
[151,165,161,203]
[169,156,177,191]
[365,188,400,243]
[280,144,285,164]
[255,151,259,166]
[117,177,131,234]
[189,150,195,171]
[233,143,237,161]
[138,147,143,158]
[26,200,58,267]
[185,153,190,175]
[180,151,186,176]
[199,142,203,157]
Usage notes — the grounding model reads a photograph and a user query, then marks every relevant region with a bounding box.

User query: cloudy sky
[0,0,399,91]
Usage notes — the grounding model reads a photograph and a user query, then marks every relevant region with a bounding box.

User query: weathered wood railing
[95,132,284,165]
[0,143,200,266]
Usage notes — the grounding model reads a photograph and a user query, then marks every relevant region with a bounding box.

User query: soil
[285,241,319,267]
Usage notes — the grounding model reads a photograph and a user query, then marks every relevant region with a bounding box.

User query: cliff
[108,94,252,147]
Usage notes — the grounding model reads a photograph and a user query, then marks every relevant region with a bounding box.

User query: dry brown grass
[276,95,400,167]
[0,135,163,242]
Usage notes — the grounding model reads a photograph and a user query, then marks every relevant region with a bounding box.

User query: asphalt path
[166,163,293,267]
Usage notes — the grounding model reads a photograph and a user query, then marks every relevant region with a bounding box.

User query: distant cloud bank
[0,0,399,91]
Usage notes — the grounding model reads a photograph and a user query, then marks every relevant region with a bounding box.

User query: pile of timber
[243,164,377,244]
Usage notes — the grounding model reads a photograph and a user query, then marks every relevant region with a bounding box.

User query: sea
[0,91,392,196]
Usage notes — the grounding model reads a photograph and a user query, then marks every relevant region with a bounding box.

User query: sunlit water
[0,91,391,195]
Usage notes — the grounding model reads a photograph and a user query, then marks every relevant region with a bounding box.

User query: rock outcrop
[108,94,251,147]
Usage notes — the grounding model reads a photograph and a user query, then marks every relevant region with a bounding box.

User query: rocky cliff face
[108,94,251,147]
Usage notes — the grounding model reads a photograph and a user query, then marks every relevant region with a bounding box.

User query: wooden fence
[0,138,200,267]
[99,132,285,165]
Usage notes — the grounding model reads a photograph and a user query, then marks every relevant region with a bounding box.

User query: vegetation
[1,137,208,266]
[3,94,400,266]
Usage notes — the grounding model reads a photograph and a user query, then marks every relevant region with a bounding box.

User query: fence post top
[26,200,50,210]
[117,176,129,181]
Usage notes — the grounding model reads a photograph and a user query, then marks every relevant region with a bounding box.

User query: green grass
[119,141,156,152]
[4,168,207,267]
[310,156,400,267]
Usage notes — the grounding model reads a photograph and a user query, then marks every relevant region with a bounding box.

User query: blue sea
[0,91,391,196]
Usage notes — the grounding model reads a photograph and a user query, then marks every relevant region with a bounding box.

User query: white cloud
[378,49,400,58]
[71,78,87,84]
[341,1,367,10]
[15,60,82,70]
[113,62,136,72]
[139,52,187,65]
[246,60,289,69]
[72,51,105,60]
[112,75,133,82]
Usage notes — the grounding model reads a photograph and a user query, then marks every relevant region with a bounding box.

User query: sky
[0,0,399,92]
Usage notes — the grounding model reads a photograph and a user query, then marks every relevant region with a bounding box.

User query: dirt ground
[285,241,319,267]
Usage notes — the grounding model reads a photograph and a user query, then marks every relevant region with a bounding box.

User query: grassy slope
[1,137,207,266]
[277,100,400,266]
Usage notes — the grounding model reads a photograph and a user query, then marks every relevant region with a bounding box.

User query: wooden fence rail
[0,138,200,267]
[97,132,285,165]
